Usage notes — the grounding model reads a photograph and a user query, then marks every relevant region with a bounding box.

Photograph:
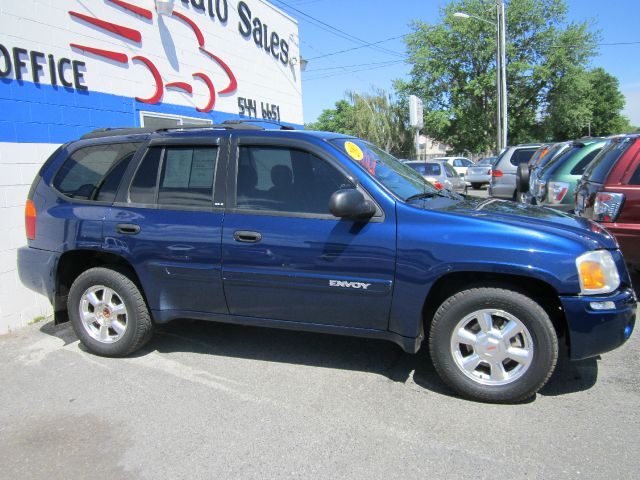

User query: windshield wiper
[405,191,441,202]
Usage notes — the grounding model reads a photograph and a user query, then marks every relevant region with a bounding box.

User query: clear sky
[272,0,640,126]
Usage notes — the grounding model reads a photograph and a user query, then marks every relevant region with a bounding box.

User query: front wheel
[68,267,153,357]
[428,287,558,403]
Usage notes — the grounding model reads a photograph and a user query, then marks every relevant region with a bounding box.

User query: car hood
[422,196,617,250]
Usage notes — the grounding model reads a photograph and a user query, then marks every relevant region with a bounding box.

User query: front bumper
[561,288,636,360]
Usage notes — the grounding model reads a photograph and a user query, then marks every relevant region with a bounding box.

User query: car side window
[129,146,218,207]
[453,159,462,167]
[53,142,140,201]
[510,148,538,166]
[570,148,602,176]
[630,164,640,185]
[444,163,457,178]
[158,147,217,207]
[236,146,352,214]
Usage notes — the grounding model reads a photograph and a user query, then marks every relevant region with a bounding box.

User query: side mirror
[329,189,376,220]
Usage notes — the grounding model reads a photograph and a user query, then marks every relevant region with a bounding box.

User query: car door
[103,136,228,317]
[221,135,396,330]
[443,162,464,193]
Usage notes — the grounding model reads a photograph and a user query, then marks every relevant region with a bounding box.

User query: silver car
[405,160,467,194]
[488,144,541,199]
[466,156,497,190]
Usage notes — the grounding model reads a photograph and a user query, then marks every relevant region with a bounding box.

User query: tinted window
[129,148,161,204]
[158,147,217,207]
[570,148,602,176]
[583,139,633,184]
[509,148,538,166]
[407,163,441,176]
[444,163,457,178]
[236,146,351,214]
[478,158,495,166]
[629,164,640,185]
[53,142,139,200]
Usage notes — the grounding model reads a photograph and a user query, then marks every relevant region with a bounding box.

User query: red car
[574,134,640,271]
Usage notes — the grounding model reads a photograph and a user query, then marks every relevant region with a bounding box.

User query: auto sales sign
[0,0,303,125]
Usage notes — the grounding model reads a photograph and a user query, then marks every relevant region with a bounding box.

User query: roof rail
[222,119,296,130]
[80,127,157,140]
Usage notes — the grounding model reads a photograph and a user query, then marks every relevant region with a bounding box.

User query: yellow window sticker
[344,141,364,161]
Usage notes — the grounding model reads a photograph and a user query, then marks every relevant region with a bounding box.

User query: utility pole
[497,0,507,151]
[455,2,508,153]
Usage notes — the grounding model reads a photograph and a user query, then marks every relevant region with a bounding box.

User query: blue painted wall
[0,78,298,144]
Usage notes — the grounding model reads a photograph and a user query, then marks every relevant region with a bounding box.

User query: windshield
[329,138,440,200]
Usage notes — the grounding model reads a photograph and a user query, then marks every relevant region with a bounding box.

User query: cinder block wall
[0,142,58,334]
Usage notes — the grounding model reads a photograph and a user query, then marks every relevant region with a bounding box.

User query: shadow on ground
[41,317,599,402]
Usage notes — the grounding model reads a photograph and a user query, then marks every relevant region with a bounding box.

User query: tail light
[547,181,570,204]
[432,180,444,190]
[594,192,625,222]
[491,170,503,177]
[25,199,36,240]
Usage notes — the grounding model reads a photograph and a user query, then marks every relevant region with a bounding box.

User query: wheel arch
[54,249,144,323]
[421,271,568,346]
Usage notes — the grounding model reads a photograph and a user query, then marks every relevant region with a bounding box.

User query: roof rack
[80,118,297,140]
[222,119,296,130]
[80,127,157,139]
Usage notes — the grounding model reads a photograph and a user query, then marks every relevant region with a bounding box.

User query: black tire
[471,183,482,190]
[517,163,530,193]
[68,267,153,357]
[428,287,558,403]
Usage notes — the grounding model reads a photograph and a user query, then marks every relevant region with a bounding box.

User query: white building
[0,0,303,333]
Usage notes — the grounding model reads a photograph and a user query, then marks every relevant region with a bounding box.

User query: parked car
[489,144,541,200]
[17,123,635,403]
[527,138,606,211]
[431,156,475,179]
[574,134,640,272]
[517,142,572,203]
[466,157,497,190]
[405,160,467,194]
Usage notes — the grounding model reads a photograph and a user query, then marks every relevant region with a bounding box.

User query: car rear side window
[582,139,633,184]
[509,148,538,166]
[129,146,218,207]
[570,148,602,176]
[158,147,217,207]
[236,146,351,214]
[53,142,139,201]
[629,164,640,185]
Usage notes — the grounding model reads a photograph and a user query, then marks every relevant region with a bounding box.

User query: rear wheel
[429,287,558,403]
[68,267,153,357]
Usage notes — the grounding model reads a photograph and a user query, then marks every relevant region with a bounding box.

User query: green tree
[305,100,355,135]
[544,67,631,138]
[396,0,599,152]
[306,90,414,158]
[585,68,630,136]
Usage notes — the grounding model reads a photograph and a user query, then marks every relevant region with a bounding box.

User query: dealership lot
[1,307,637,480]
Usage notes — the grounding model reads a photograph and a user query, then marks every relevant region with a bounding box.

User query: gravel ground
[1,304,638,480]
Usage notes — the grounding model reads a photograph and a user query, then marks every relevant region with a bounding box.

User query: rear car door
[104,136,228,318]
[221,135,396,330]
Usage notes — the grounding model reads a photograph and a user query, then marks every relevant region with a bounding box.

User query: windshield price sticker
[344,141,364,161]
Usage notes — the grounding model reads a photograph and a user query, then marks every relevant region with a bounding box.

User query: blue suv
[18,123,636,403]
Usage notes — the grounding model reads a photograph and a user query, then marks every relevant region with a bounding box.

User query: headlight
[576,250,620,295]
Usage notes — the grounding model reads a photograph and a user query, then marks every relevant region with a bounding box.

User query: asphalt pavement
[1,303,638,480]
[2,185,638,480]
